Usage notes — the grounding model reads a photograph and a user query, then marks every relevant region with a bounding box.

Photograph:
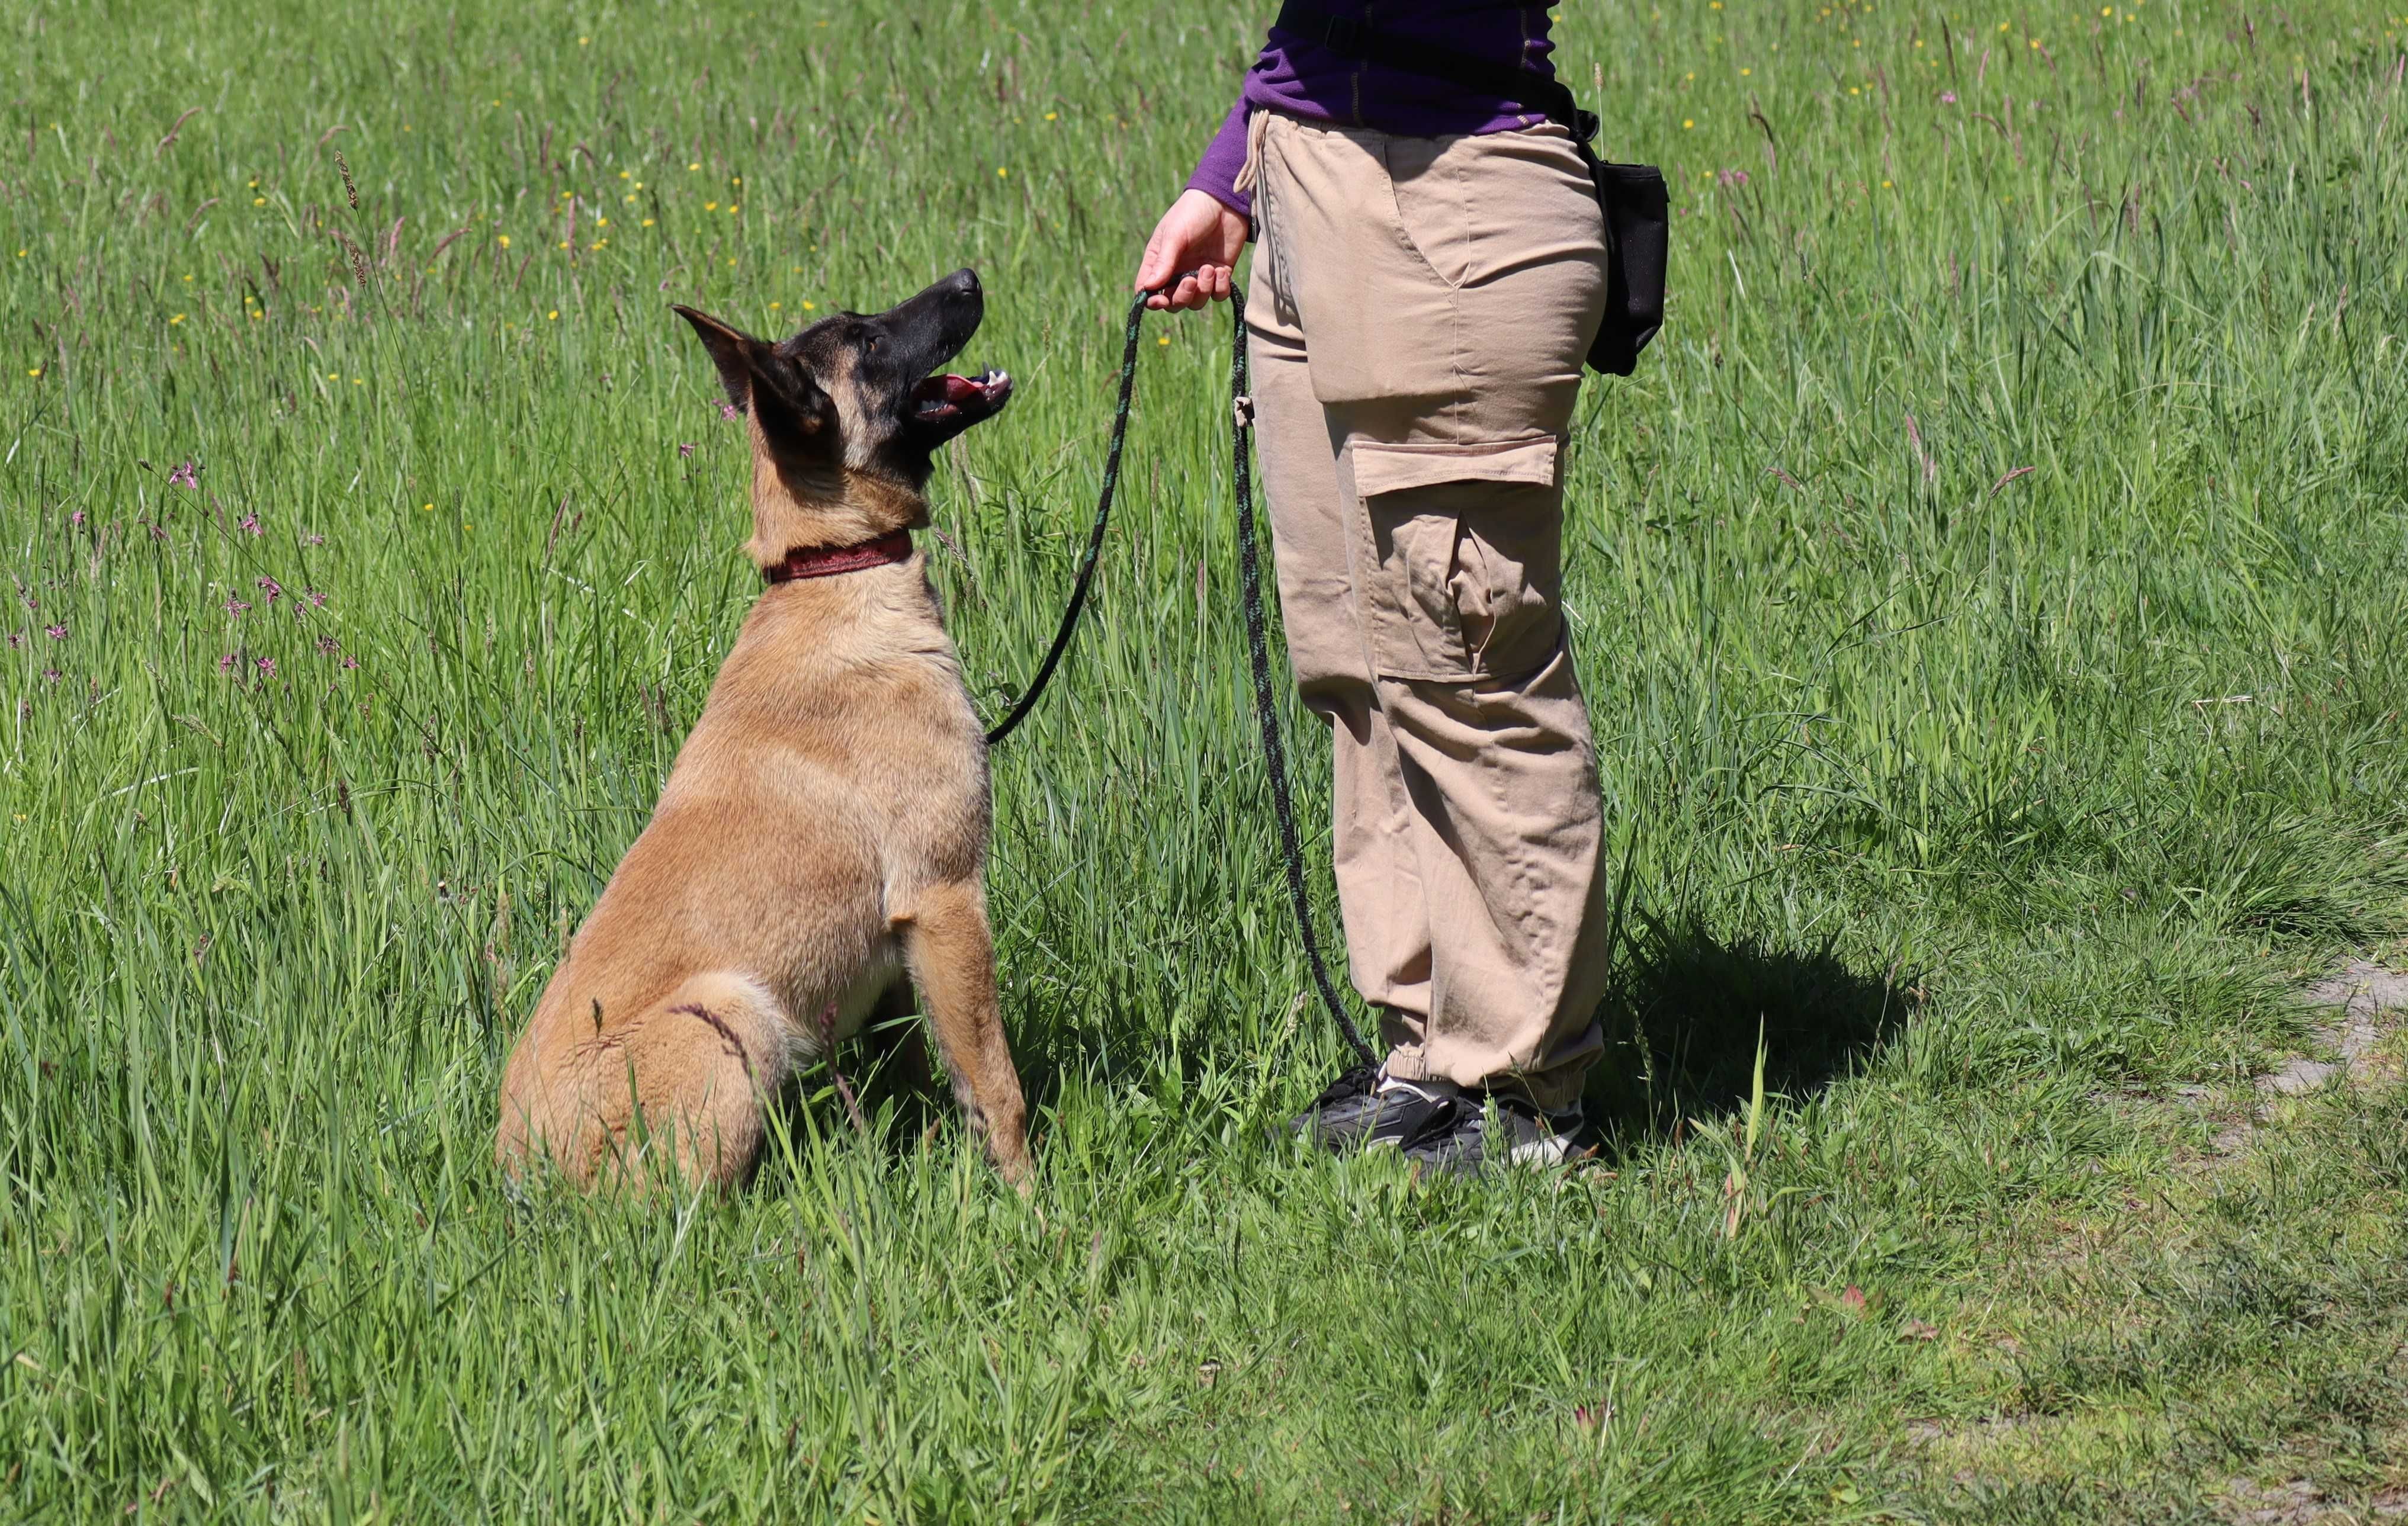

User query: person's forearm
[1183,95,1253,221]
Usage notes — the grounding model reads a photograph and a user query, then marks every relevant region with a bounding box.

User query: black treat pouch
[1579,151,1669,377]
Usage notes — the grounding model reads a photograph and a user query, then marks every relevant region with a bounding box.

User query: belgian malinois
[495,268,1029,1191]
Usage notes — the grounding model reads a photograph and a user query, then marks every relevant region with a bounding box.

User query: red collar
[762,529,914,585]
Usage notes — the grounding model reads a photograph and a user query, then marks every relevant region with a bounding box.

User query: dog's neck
[741,417,929,571]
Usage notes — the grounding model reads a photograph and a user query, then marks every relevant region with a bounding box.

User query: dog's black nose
[943,268,980,300]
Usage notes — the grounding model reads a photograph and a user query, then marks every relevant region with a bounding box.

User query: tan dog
[495,268,1030,1191]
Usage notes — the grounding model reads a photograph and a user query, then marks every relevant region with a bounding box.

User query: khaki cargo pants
[1242,110,1612,1110]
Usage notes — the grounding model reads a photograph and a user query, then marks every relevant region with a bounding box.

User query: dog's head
[674,268,1012,506]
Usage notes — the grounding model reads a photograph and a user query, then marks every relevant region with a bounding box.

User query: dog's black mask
[675,268,1012,489]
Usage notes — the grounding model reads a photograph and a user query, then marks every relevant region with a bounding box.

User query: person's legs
[1247,194,1433,1052]
[1254,113,1614,1123]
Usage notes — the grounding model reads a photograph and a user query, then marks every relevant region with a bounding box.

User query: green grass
[5,0,2407,1518]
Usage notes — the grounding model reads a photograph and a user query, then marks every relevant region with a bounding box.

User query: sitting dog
[495,268,1029,1191]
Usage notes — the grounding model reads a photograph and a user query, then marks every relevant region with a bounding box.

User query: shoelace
[1383,1087,1475,1151]
[1311,1062,1379,1109]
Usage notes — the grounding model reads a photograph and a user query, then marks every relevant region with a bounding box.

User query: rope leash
[980,291,1149,748]
[980,282,1378,1068]
[1223,285,1378,1068]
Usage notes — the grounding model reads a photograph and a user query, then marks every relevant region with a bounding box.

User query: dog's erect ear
[672,305,833,461]
[742,348,834,460]
[673,304,761,413]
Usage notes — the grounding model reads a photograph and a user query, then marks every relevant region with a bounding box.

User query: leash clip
[1232,393,1255,430]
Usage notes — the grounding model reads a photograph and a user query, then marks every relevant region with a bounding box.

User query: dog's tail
[496,971,794,1192]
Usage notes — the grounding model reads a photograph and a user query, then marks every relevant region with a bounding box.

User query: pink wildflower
[40,668,60,684]
[258,576,284,602]
[316,635,341,656]
[69,509,85,528]
[225,597,251,616]
[301,532,325,546]
[236,513,262,536]
[168,460,199,489]
[255,656,276,678]
[1940,91,1958,104]
[43,623,65,640]
[720,402,741,421]
[339,655,359,670]
[677,442,696,459]
[304,589,327,609]
[217,653,239,674]
[4,632,18,650]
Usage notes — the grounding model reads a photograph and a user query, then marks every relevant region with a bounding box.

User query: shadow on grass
[1585,912,1919,1154]
[761,916,1919,1173]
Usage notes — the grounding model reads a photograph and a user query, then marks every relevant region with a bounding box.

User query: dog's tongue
[916,374,983,406]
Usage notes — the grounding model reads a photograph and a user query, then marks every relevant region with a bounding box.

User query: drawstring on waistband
[1234,106,1272,196]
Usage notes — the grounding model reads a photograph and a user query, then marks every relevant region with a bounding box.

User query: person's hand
[1135,189,1248,311]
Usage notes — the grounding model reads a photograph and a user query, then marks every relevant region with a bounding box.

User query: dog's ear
[673,305,833,461]
[742,348,836,462]
[673,305,762,412]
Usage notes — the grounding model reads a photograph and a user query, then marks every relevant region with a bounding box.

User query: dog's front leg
[896,881,1032,1190]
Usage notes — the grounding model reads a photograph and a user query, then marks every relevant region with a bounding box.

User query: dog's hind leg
[598,972,794,1192]
[896,881,1031,1189]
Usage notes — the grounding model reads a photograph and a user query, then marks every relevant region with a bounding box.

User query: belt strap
[1270,0,1597,143]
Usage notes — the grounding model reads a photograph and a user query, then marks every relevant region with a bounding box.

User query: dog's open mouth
[911,368,1012,430]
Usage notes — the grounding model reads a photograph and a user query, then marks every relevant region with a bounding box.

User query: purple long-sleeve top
[1186,4,1561,219]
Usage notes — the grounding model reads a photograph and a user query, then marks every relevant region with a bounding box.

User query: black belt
[1270,0,1595,143]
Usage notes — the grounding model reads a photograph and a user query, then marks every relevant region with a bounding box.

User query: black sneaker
[1364,1081,1587,1175]
[1286,1062,1392,1149]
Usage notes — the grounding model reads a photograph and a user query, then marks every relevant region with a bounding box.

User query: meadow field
[4,0,2407,1518]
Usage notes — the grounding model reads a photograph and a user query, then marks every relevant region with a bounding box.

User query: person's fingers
[1205,265,1231,301]
[1135,230,1172,292]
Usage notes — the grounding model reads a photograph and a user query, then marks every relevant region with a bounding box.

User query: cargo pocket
[1346,436,1566,685]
